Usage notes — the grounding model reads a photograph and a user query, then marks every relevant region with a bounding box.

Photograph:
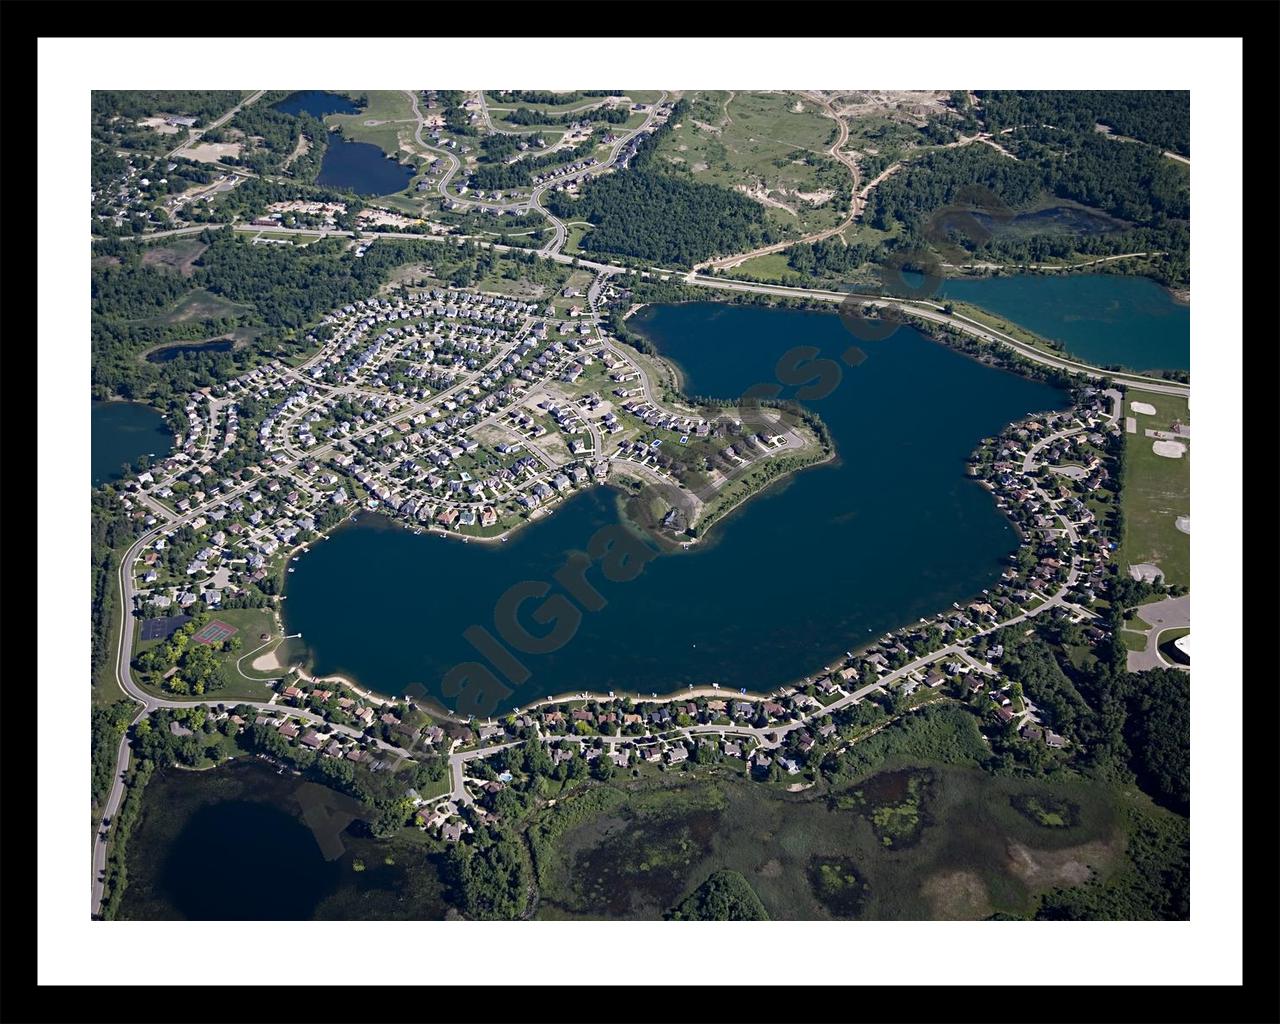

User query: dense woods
[978,90,1190,156]
[543,97,775,265]
[548,170,773,265]
[667,870,770,920]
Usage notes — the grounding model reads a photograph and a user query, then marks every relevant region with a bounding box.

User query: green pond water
[938,273,1189,372]
[283,302,1066,714]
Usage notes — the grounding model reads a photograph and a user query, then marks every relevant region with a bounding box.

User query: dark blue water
[92,400,172,486]
[284,303,1066,712]
[273,90,362,118]
[146,339,234,363]
[940,274,1189,372]
[116,759,451,920]
[317,138,415,197]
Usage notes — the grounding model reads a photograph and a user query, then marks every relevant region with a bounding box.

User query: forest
[547,170,773,265]
[666,870,770,920]
[978,90,1190,156]
[541,97,777,266]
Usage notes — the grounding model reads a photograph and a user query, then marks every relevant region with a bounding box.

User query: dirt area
[737,183,797,216]
[1130,401,1157,416]
[919,870,992,919]
[358,209,422,229]
[1005,840,1112,889]
[1152,440,1187,459]
[1129,563,1164,583]
[138,117,180,135]
[791,188,835,206]
[1175,515,1190,534]
[176,141,243,162]
[281,133,311,170]
[251,649,283,673]
[825,90,954,122]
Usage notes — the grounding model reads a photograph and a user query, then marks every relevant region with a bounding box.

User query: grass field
[654,90,850,240]
[325,91,418,156]
[1118,394,1190,588]
[133,288,252,326]
[140,238,208,277]
[731,251,795,283]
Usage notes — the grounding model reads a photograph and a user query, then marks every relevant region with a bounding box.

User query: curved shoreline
[273,309,1065,716]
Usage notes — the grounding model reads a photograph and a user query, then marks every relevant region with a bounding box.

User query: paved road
[167,90,265,160]
[1126,595,1191,672]
[678,273,1190,397]
[698,91,861,273]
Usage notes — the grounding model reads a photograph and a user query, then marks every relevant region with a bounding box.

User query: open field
[140,238,209,277]
[130,288,252,326]
[654,90,850,239]
[1118,394,1190,588]
[324,91,419,156]
[533,764,1127,920]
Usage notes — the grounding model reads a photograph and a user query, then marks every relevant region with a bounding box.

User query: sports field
[192,620,238,646]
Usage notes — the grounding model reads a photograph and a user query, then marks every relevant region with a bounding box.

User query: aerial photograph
[88,87,1191,923]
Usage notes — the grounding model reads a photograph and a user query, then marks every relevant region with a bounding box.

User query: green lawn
[1119,630,1148,652]
[1118,395,1190,588]
[325,91,418,156]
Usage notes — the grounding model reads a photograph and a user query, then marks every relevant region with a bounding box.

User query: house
[442,821,465,843]
[300,729,325,748]
[279,721,300,739]
[665,745,689,765]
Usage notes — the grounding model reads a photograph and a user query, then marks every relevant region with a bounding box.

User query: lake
[92,400,172,486]
[272,90,362,118]
[284,302,1066,713]
[116,759,451,921]
[146,338,235,363]
[317,138,415,197]
[939,273,1189,372]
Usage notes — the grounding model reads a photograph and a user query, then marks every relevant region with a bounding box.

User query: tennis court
[192,620,238,645]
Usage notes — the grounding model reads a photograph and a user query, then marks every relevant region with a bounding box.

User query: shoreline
[269,308,1066,718]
